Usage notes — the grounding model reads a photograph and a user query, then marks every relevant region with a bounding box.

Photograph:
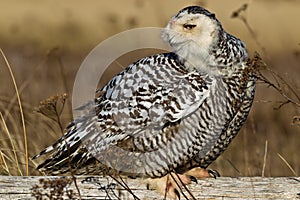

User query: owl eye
[183,24,196,30]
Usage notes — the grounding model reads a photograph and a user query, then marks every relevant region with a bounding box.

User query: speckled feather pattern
[33,6,256,178]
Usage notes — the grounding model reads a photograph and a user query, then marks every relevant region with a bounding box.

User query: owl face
[162,8,221,52]
[161,6,223,71]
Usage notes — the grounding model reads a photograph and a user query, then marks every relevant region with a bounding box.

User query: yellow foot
[145,168,220,199]
[184,168,220,180]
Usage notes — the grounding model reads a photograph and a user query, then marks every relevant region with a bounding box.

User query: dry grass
[0,0,299,180]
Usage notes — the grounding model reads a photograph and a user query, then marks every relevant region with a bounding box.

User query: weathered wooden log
[0,176,299,199]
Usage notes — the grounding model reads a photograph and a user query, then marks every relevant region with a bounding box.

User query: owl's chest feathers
[191,71,249,124]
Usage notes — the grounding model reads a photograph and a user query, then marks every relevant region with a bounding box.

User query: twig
[109,175,140,200]
[54,98,66,134]
[277,153,298,176]
[120,176,141,200]
[232,4,300,113]
[0,112,21,175]
[0,150,10,174]
[170,172,196,200]
[163,175,169,200]
[265,68,300,102]
[231,3,268,57]
[261,140,268,177]
[82,176,120,200]
[225,158,241,175]
[47,48,73,114]
[0,48,28,176]
[62,127,82,199]
[257,71,300,108]
[36,94,82,199]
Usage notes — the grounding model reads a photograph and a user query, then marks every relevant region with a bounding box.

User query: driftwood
[0,176,299,199]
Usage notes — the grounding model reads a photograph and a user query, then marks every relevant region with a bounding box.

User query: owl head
[162,6,223,70]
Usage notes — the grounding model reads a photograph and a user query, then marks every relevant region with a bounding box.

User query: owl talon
[174,188,180,200]
[189,175,198,183]
[208,169,220,179]
[184,167,217,179]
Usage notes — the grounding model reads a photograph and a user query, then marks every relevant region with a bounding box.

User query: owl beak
[169,19,176,29]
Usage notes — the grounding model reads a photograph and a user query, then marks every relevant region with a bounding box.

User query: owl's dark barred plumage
[33,5,256,182]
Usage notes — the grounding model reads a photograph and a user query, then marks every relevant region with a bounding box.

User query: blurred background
[0,0,299,176]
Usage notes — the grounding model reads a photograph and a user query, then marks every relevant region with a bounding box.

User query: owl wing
[33,52,215,176]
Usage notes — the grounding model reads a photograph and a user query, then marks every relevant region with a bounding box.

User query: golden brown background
[0,0,299,176]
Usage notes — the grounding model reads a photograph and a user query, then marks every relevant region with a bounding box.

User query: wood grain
[0,176,299,199]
